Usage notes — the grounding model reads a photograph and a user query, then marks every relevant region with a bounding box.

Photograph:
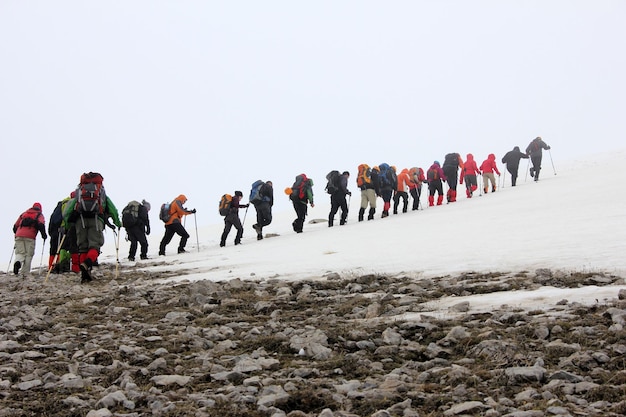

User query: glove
[191,209,197,214]
[107,223,116,231]
[347,191,352,196]
[146,226,151,235]
[42,232,48,240]
[546,146,551,150]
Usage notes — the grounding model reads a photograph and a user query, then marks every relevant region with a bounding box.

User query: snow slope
[101,149,626,313]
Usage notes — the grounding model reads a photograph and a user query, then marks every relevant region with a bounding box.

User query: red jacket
[14,203,46,240]
[480,154,501,175]
[426,163,447,182]
[460,154,480,183]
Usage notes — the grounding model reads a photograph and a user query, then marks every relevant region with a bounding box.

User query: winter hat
[434,160,440,166]
[32,202,42,211]
[342,171,350,176]
[142,200,151,211]
[235,191,243,197]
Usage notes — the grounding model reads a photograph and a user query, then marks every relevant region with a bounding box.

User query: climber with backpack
[426,161,447,206]
[408,167,425,210]
[525,136,551,182]
[288,173,314,233]
[460,153,481,198]
[62,172,121,283]
[219,191,249,247]
[442,152,464,203]
[250,180,274,240]
[327,170,351,227]
[12,202,47,276]
[122,199,151,261]
[48,195,72,273]
[393,168,411,214]
[158,194,195,256]
[501,146,529,186]
[377,163,397,218]
[356,163,380,221]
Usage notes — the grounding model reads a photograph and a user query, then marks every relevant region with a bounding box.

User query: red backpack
[76,172,106,215]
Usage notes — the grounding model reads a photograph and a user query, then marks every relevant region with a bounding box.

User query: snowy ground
[98,149,626,315]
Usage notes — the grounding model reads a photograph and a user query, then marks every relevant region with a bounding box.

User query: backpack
[159,203,172,223]
[250,180,265,204]
[76,172,106,215]
[49,200,64,227]
[122,200,141,228]
[356,164,372,188]
[20,210,41,228]
[409,167,423,184]
[325,170,340,194]
[427,168,439,181]
[291,174,310,200]
[378,163,396,188]
[219,194,232,216]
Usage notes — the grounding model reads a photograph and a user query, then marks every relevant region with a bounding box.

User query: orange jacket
[396,169,411,192]
[166,194,193,225]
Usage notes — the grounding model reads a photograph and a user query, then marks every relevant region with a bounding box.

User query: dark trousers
[409,186,422,210]
[429,180,443,196]
[393,191,408,213]
[160,222,189,254]
[329,193,348,226]
[255,202,272,230]
[127,225,148,258]
[507,164,520,186]
[292,199,308,233]
[221,213,243,245]
[530,155,542,180]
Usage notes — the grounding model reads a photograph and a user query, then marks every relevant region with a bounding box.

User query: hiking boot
[492,186,496,192]
[252,224,261,233]
[158,251,165,256]
[529,167,535,177]
[339,220,346,226]
[140,255,149,260]
[484,187,488,194]
[257,234,263,240]
[13,261,21,275]
[220,242,225,247]
[79,263,92,284]
[178,248,187,254]
[128,256,135,262]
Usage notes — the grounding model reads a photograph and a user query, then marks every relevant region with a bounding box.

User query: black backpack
[325,170,340,194]
[122,201,141,228]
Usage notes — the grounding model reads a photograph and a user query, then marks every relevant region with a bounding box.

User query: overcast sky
[1,1,625,263]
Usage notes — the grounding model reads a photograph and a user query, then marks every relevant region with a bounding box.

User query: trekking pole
[38,238,46,277]
[242,205,249,227]
[193,212,199,253]
[114,228,120,279]
[479,174,483,196]
[549,149,557,175]
[501,170,505,189]
[7,246,15,274]
[45,234,66,283]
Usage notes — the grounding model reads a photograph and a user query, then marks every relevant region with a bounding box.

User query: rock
[505,366,546,383]
[149,375,191,386]
[443,401,486,416]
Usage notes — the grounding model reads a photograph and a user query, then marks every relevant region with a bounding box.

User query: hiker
[480,154,501,193]
[220,191,249,246]
[63,172,121,283]
[328,171,351,227]
[393,168,411,214]
[408,167,425,210]
[525,136,551,182]
[12,202,47,275]
[460,153,481,198]
[502,146,529,186]
[123,200,151,261]
[48,196,72,273]
[289,174,314,233]
[357,164,380,221]
[426,161,447,206]
[378,163,397,218]
[159,195,195,255]
[251,181,274,240]
[442,153,464,203]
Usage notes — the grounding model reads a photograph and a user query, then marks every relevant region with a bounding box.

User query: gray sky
[1,1,625,263]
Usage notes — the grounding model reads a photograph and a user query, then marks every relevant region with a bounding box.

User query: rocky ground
[1,264,625,417]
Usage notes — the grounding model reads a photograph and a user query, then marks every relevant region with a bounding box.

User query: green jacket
[63,196,121,228]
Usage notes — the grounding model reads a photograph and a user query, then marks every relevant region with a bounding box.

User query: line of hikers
[11,137,550,282]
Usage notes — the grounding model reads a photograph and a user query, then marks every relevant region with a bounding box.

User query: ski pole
[549,149,557,175]
[7,246,15,274]
[45,234,66,283]
[38,238,46,277]
[193,212,199,253]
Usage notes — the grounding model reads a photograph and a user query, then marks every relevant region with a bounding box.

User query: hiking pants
[531,154,542,180]
[360,188,377,209]
[409,186,422,210]
[292,199,308,233]
[14,236,36,274]
[506,164,520,186]
[255,202,272,230]
[127,225,148,258]
[75,216,105,254]
[428,180,443,197]
[483,173,497,190]
[380,189,393,213]
[160,222,189,253]
[393,191,408,213]
[329,192,348,226]
[221,213,243,245]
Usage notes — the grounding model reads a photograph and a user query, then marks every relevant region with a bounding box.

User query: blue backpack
[250,180,265,204]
